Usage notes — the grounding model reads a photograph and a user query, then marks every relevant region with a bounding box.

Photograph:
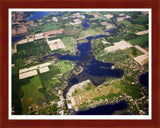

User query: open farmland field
[61,37,75,48]
[41,22,63,32]
[133,24,147,32]
[130,14,148,25]
[20,76,45,114]
[94,27,105,34]
[61,37,76,54]
[129,34,148,48]
[17,39,50,57]
[39,65,60,89]
[112,80,143,99]
[80,29,97,38]
[64,27,80,36]
[118,19,133,29]
[135,30,149,35]
[124,47,144,58]
[56,60,75,74]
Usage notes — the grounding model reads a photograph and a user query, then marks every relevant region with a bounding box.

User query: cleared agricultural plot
[135,45,148,54]
[17,39,28,44]
[47,39,65,51]
[44,29,64,38]
[104,14,114,19]
[19,70,38,79]
[133,53,149,65]
[34,33,45,40]
[102,40,110,44]
[105,40,133,52]
[39,66,50,73]
[69,19,82,25]
[135,30,149,35]
[19,62,52,74]
[64,27,80,36]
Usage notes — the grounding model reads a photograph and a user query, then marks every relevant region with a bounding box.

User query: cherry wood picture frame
[0,0,160,128]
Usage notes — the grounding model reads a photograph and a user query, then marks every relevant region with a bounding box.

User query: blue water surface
[76,100,129,115]
[83,19,90,28]
[57,13,63,16]
[12,35,26,43]
[27,11,54,21]
[139,72,149,88]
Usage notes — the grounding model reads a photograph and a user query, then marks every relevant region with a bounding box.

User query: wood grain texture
[0,0,159,128]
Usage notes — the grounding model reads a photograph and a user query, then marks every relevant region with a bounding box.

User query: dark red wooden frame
[0,0,160,128]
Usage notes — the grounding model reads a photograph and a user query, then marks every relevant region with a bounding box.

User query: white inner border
[9,8,152,120]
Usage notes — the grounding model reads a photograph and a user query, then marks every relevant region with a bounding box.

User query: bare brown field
[135,30,149,35]
[64,29,80,35]
[134,54,149,65]
[39,66,50,73]
[44,29,64,38]
[105,40,133,52]
[47,39,65,50]
[19,62,52,74]
[19,70,38,79]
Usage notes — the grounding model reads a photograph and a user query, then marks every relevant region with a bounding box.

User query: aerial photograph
[10,9,150,117]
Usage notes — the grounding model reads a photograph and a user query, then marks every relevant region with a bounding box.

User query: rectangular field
[39,66,50,73]
[19,70,38,79]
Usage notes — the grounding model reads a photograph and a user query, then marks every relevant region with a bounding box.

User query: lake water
[40,19,124,100]
[12,35,26,43]
[83,19,90,28]
[76,100,129,115]
[57,13,63,16]
[26,11,54,21]
[41,34,124,100]
[139,72,149,88]
[38,15,126,114]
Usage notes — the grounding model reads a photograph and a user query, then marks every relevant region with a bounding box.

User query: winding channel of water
[37,19,127,114]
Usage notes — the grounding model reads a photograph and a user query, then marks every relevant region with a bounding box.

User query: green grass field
[118,19,133,29]
[129,34,148,48]
[133,24,146,32]
[57,60,75,74]
[80,29,97,38]
[62,37,76,48]
[80,27,104,38]
[39,65,60,88]
[61,37,76,54]
[78,39,88,43]
[113,80,143,99]
[21,75,45,114]
[94,27,104,34]
[41,23,62,32]
[124,47,144,58]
